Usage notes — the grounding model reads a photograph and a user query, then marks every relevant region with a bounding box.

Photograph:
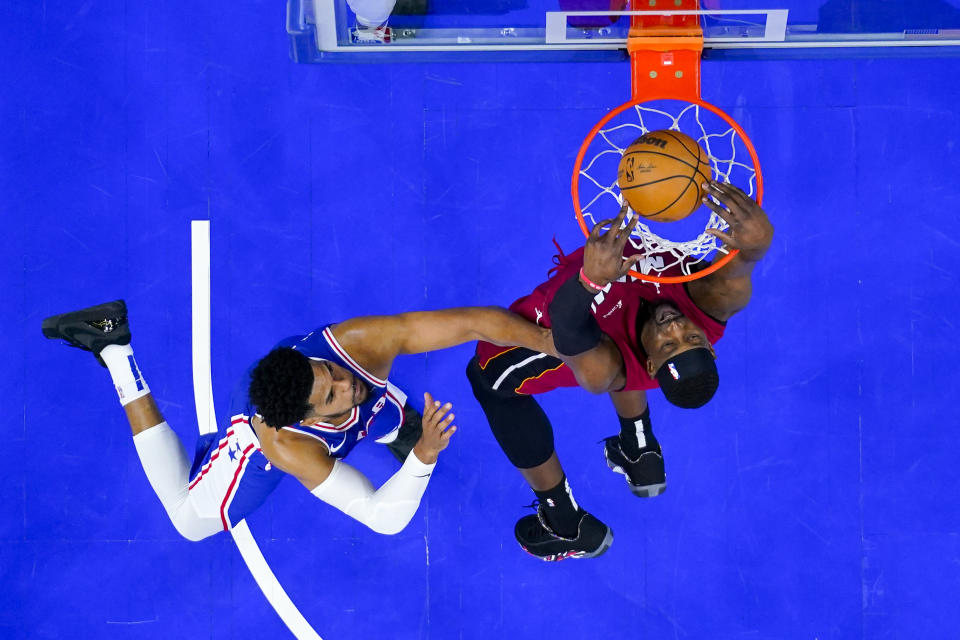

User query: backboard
[289,0,960,63]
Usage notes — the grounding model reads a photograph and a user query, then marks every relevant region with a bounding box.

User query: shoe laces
[520,500,580,541]
[602,434,658,464]
[600,435,635,460]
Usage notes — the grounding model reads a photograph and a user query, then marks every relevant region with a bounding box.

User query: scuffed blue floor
[3,2,959,639]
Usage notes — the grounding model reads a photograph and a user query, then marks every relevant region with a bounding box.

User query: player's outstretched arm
[687,181,774,321]
[331,306,555,378]
[548,205,641,393]
[274,392,456,535]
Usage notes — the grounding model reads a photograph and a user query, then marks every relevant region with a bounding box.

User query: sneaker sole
[41,300,127,339]
[605,452,667,498]
[518,527,614,562]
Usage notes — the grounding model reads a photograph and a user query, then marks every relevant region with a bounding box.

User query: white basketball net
[576,100,758,277]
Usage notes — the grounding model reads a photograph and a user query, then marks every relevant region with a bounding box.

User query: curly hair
[248,347,314,428]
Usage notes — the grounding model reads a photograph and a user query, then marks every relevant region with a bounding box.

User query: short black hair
[655,347,719,409]
[248,347,313,428]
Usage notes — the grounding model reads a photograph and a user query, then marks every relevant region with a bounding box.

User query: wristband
[579,268,608,292]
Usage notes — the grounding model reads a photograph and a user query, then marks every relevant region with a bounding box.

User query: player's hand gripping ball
[701,181,774,262]
[617,129,711,222]
[581,204,643,289]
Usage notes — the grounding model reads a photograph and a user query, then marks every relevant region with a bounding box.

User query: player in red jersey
[467,181,774,561]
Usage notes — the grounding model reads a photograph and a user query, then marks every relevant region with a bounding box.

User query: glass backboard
[288,0,960,62]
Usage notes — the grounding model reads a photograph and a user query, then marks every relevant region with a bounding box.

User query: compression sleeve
[310,451,436,535]
[548,274,602,356]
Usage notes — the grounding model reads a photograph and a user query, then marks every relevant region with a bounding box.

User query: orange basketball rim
[572,0,764,284]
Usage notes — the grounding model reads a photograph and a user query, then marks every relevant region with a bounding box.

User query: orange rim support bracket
[629,0,703,102]
[569,1,768,284]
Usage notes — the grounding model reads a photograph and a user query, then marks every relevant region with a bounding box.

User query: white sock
[100,343,150,406]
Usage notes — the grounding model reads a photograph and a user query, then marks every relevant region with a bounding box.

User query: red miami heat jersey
[476,245,726,394]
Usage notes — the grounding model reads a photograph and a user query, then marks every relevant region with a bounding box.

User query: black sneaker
[386,404,423,462]
[603,436,667,498]
[514,503,613,562]
[41,300,130,366]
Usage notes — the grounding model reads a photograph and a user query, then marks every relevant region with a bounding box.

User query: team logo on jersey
[534,307,543,325]
[602,299,623,319]
[668,363,680,380]
[366,395,389,431]
[635,255,665,275]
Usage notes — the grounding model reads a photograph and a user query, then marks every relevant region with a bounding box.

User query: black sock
[534,475,582,538]
[618,408,658,459]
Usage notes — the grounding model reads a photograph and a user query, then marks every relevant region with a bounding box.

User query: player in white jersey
[42,301,555,541]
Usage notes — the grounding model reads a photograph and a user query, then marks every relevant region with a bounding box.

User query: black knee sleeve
[466,357,555,469]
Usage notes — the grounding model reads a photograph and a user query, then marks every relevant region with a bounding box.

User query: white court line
[191,221,217,437]
[190,220,323,640]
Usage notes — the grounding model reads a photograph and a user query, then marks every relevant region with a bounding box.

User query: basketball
[617,129,712,222]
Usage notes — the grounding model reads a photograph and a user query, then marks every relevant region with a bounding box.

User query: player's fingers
[610,205,631,242]
[429,403,452,425]
[604,212,623,242]
[705,228,736,247]
[422,392,435,419]
[619,253,642,276]
[427,405,446,425]
[590,218,615,239]
[708,181,750,214]
[722,181,754,205]
[424,398,450,426]
[617,212,640,247]
[702,194,738,226]
[612,203,628,227]
[437,427,451,445]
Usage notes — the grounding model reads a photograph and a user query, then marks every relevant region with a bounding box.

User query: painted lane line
[191,221,217,437]
[191,220,322,640]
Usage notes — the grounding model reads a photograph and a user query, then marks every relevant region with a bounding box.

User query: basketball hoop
[572,1,764,284]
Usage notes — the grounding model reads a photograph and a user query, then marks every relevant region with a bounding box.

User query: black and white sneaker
[603,436,667,498]
[514,503,613,562]
[41,300,130,366]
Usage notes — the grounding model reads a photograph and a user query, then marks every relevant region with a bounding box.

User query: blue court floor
[3,2,960,639]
